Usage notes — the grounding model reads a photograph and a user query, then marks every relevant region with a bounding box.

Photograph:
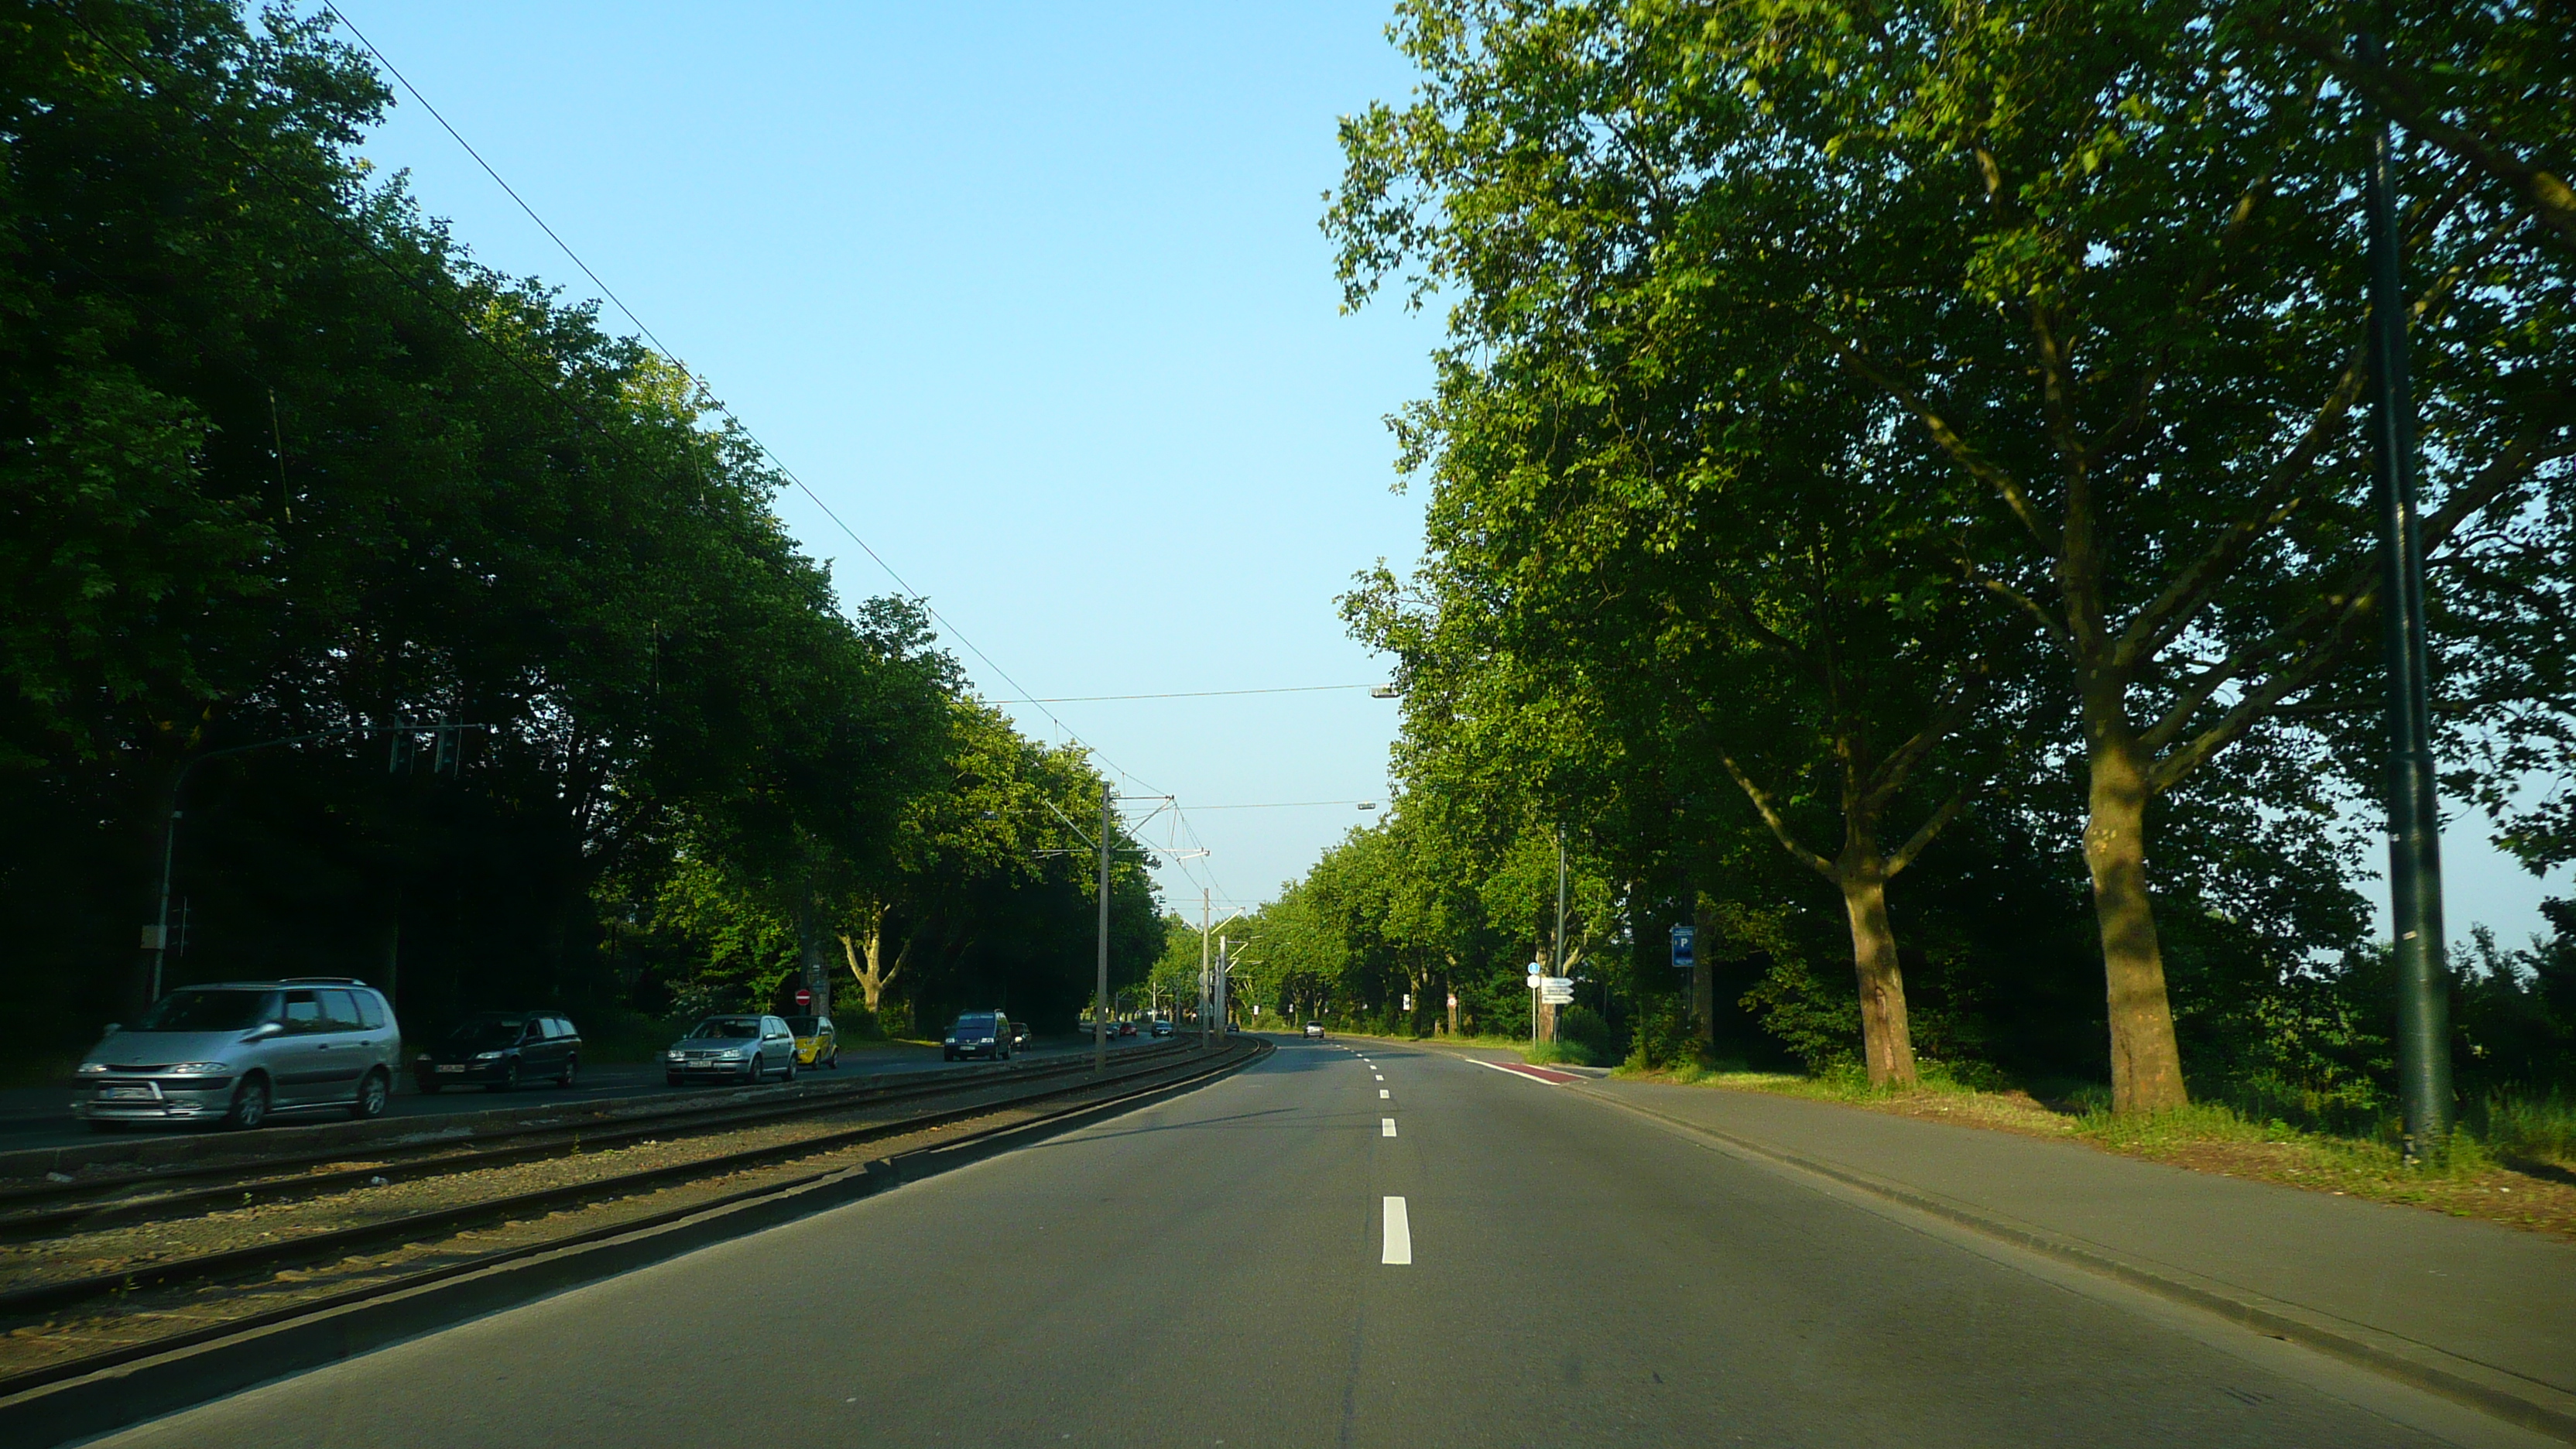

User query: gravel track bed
[0,1052,1231,1381]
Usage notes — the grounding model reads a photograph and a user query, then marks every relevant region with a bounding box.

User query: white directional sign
[1539,977,1576,1005]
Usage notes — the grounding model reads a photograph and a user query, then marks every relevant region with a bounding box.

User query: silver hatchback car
[74,978,405,1130]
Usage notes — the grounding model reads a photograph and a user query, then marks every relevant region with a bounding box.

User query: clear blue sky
[341,1,1436,914]
[337,2,2563,947]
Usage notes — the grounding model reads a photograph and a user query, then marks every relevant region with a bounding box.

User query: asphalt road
[85,1036,2557,1449]
[0,1033,1163,1154]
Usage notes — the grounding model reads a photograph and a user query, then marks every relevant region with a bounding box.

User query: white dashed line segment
[1382,1117,1398,1137]
[1382,1196,1412,1265]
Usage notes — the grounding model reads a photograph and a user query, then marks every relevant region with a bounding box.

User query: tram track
[0,1041,1228,1322]
[0,1044,1178,1242]
[0,1035,1268,1444]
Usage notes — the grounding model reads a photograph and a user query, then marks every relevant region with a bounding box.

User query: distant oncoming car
[1010,1020,1033,1052]
[783,1014,838,1069]
[1116,1020,1137,1038]
[944,1012,1012,1061]
[1150,1019,1173,1037]
[664,1016,800,1086]
[1303,1022,1325,1040]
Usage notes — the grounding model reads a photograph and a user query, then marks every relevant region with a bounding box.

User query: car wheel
[748,1053,764,1084]
[782,1056,797,1084]
[488,1060,519,1093]
[350,1069,392,1121]
[827,1047,839,1069]
[224,1075,270,1130]
[557,1054,578,1088]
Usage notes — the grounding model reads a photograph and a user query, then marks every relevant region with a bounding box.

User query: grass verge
[1612,1061,2576,1239]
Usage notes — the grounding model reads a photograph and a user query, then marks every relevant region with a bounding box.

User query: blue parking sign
[1670,923,1696,969]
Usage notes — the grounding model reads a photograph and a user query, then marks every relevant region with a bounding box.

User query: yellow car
[783,1014,838,1068]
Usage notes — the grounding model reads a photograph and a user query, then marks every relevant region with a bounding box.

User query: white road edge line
[1382,1196,1412,1265]
[1464,1057,1566,1085]
[1382,1117,1398,1137]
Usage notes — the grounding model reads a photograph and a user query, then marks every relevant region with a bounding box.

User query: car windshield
[132,988,276,1032]
[952,1014,995,1033]
[445,1015,530,1047]
[783,1016,820,1034]
[687,1017,761,1040]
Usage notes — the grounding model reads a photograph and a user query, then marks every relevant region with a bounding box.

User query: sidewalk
[1580,1074,2576,1440]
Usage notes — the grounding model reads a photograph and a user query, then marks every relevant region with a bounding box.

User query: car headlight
[162,1062,229,1075]
[77,1061,109,1074]
[474,1050,506,1061]
[726,1047,752,1059]
[665,1050,684,1062]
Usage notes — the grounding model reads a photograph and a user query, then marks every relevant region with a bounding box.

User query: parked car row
[76,978,1113,1134]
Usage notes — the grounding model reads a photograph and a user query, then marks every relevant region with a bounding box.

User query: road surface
[84,1036,2555,1448]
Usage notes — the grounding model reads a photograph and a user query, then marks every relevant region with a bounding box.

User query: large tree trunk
[836,903,907,1015]
[1835,863,1918,1088]
[2082,720,2190,1113]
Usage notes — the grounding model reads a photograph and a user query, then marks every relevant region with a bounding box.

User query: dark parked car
[944,1012,1013,1061]
[415,1012,581,1094]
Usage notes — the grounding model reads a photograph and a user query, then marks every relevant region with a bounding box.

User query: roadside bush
[1557,1004,1615,1062]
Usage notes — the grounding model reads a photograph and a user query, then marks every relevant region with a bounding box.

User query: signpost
[1539,977,1575,1006]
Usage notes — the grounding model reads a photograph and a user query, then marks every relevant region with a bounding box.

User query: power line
[996,684,1374,704]
[317,3,1170,798]
[1186,800,1378,810]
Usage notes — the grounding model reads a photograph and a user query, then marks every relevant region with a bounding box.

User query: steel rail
[0,1036,1267,1406]
[0,1040,1228,1319]
[0,1045,1184,1239]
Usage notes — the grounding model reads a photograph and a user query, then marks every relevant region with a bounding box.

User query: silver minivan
[74,978,405,1130]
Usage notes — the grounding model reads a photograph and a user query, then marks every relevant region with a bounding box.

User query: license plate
[436,1064,468,1073]
[101,1086,156,1101]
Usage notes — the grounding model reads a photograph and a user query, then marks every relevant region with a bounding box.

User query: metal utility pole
[1200,889,1213,1049]
[1095,786,1114,1076]
[1215,936,1229,1040]
[2360,31,2454,1161]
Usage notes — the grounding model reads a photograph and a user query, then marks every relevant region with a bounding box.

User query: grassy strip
[1615,1060,2576,1238]
[1334,1030,1607,1068]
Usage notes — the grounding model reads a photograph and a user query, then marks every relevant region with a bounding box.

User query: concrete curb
[1578,1086,2576,1446]
[0,1043,1264,1448]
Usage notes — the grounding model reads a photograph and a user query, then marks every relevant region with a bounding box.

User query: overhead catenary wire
[309,2,1177,800]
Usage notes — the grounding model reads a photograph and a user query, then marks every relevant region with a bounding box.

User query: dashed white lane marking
[1382,1196,1412,1265]
[1372,1073,1383,1081]
[1382,1117,1399,1137]
[1379,1088,1389,1098]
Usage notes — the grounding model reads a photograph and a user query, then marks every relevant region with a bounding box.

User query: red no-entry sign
[794,988,812,1008]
